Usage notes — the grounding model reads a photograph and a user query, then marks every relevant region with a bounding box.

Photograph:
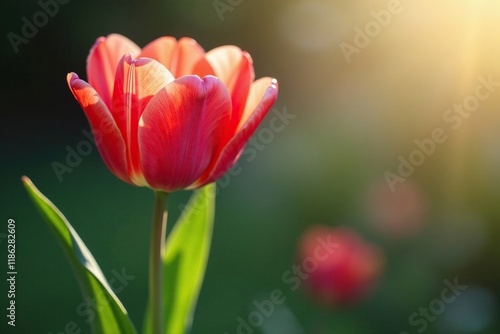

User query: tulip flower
[67,34,278,192]
[66,34,278,334]
[298,225,384,306]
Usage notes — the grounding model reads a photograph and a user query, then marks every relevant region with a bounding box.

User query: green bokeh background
[2,0,500,333]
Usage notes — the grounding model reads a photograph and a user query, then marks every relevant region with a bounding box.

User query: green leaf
[143,184,216,334]
[22,177,137,334]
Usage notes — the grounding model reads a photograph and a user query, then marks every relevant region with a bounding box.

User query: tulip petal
[138,76,231,192]
[198,77,278,186]
[112,55,175,185]
[141,37,214,78]
[87,34,141,108]
[173,38,214,78]
[205,46,255,135]
[66,73,129,183]
[237,77,279,131]
[140,36,177,71]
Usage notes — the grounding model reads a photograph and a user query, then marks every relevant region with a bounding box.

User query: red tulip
[67,34,278,192]
[298,225,384,306]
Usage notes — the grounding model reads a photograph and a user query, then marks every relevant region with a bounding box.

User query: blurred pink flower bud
[365,181,427,239]
[298,225,384,306]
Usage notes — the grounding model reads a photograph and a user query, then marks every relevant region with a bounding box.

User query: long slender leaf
[143,184,216,334]
[22,176,137,334]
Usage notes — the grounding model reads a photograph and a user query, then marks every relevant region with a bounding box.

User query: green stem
[150,191,168,334]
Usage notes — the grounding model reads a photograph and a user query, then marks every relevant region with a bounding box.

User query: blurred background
[2,0,500,333]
